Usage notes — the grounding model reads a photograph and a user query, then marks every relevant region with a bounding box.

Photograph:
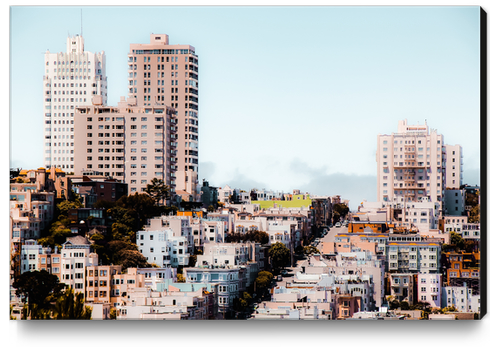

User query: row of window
[382,139,441,145]
[47,60,95,66]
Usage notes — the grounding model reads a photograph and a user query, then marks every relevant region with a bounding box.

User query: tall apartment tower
[43,35,107,172]
[445,144,463,189]
[376,120,446,209]
[73,96,177,195]
[127,34,199,197]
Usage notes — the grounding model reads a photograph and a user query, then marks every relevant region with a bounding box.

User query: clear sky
[9,5,481,209]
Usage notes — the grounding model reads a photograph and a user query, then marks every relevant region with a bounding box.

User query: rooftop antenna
[81,9,83,36]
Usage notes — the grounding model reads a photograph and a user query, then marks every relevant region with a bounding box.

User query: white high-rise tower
[43,35,107,172]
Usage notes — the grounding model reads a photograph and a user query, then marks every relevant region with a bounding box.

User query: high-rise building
[376,120,447,209]
[73,96,177,195]
[445,144,463,189]
[43,35,107,172]
[127,34,199,197]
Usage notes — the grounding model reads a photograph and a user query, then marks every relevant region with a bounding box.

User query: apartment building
[444,218,480,241]
[38,247,61,276]
[19,240,45,273]
[357,199,440,233]
[71,175,128,207]
[387,240,441,274]
[445,144,463,189]
[417,273,442,308]
[85,264,123,305]
[157,282,219,320]
[59,236,95,296]
[388,273,416,305]
[13,167,72,200]
[117,286,215,320]
[310,196,333,229]
[442,283,480,313]
[184,242,260,318]
[304,253,384,309]
[251,286,333,320]
[376,119,447,211]
[444,188,465,216]
[127,34,199,198]
[443,251,480,291]
[111,268,146,307]
[145,216,194,253]
[330,233,388,256]
[43,35,107,172]
[74,96,178,194]
[184,266,242,319]
[10,196,55,242]
[136,228,190,268]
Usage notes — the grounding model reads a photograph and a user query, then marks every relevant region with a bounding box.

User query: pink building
[376,119,446,211]
[127,34,199,198]
[74,96,177,195]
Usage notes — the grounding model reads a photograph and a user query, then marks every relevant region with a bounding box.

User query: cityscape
[7,4,486,344]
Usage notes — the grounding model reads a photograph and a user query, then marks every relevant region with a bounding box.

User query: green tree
[56,200,83,216]
[115,193,160,233]
[254,271,273,298]
[227,230,270,245]
[332,203,349,224]
[13,270,65,319]
[333,203,349,217]
[390,300,400,310]
[38,221,72,249]
[450,231,466,251]
[53,288,92,320]
[145,178,171,206]
[441,305,458,314]
[269,243,290,271]
[118,249,150,271]
[303,245,320,255]
[233,292,252,314]
[468,204,480,223]
[294,245,304,255]
[400,301,410,310]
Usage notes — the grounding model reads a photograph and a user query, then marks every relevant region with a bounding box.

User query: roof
[175,190,192,196]
[64,235,91,246]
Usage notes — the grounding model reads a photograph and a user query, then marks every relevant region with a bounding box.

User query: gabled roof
[64,235,91,246]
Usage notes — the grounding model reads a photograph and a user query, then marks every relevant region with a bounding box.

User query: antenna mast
[81,9,83,36]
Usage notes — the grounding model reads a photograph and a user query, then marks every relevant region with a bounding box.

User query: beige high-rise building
[376,120,446,210]
[74,96,178,195]
[43,35,107,172]
[127,34,199,198]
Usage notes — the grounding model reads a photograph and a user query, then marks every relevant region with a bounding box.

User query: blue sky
[9,5,481,208]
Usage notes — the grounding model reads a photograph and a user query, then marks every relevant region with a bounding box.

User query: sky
[9,5,482,209]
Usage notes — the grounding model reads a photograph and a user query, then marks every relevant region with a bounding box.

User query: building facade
[445,144,463,189]
[417,273,442,308]
[376,119,447,211]
[127,34,199,197]
[43,35,107,172]
[74,97,178,194]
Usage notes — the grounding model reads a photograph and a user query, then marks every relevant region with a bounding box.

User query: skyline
[9,6,481,208]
